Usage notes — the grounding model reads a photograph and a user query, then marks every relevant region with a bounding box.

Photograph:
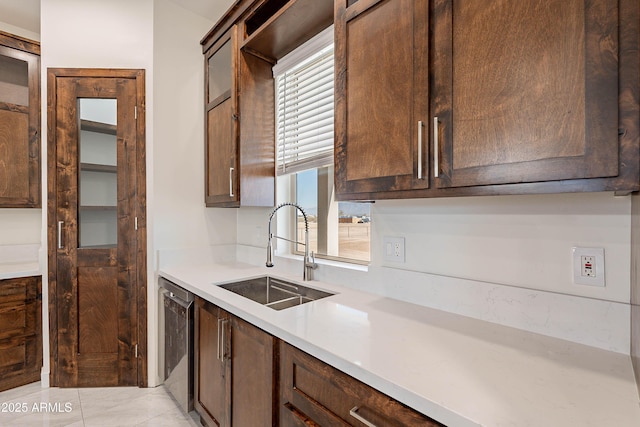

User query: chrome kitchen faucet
[266,202,317,281]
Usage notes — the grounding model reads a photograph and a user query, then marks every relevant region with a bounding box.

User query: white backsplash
[230,244,630,354]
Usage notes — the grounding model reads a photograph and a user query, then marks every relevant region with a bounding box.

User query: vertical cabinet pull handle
[349,406,377,427]
[57,221,64,249]
[217,318,222,361]
[220,319,225,362]
[417,121,423,180]
[217,318,228,362]
[229,167,234,197]
[433,117,439,178]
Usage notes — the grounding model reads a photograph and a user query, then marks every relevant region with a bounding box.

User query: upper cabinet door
[335,0,429,198]
[205,28,239,207]
[432,0,620,188]
[203,21,275,208]
[0,32,40,207]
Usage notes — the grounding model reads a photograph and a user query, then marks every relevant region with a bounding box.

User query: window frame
[273,25,370,266]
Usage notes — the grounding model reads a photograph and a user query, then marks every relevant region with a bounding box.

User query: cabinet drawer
[280,342,444,426]
[0,335,39,371]
[0,277,40,340]
[0,301,38,339]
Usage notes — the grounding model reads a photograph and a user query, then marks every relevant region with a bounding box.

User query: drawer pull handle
[349,406,377,427]
[229,167,234,197]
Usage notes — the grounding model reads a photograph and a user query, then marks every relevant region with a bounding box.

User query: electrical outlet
[572,247,605,287]
[383,237,405,263]
[581,255,595,277]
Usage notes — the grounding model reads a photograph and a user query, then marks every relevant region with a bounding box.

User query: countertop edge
[159,266,485,427]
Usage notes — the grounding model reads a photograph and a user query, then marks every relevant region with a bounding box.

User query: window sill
[275,252,369,273]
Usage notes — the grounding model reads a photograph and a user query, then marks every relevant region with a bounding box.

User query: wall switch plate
[383,236,405,263]
[572,247,605,287]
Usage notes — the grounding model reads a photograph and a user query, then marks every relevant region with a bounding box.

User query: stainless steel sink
[218,276,333,311]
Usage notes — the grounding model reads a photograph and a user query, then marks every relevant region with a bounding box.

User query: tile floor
[0,382,201,426]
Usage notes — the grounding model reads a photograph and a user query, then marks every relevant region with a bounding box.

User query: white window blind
[274,28,334,176]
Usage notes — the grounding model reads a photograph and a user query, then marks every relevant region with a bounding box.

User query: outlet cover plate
[383,236,405,263]
[572,247,605,287]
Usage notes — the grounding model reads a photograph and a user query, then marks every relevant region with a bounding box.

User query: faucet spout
[266,202,317,281]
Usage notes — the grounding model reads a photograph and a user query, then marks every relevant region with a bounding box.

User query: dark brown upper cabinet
[203,23,275,208]
[201,0,334,208]
[335,0,639,200]
[0,31,40,207]
[432,0,621,188]
[334,0,430,196]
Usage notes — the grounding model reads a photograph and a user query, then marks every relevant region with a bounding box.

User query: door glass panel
[0,54,29,106]
[78,98,118,248]
[208,39,232,103]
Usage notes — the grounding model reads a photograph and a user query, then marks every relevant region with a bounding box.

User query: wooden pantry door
[48,69,147,387]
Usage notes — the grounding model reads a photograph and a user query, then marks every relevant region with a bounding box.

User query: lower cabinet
[194,296,442,426]
[194,296,276,427]
[0,276,42,392]
[279,341,443,427]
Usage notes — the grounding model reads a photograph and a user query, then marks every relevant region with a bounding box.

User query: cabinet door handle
[417,121,423,180]
[218,318,228,362]
[433,116,440,178]
[229,167,234,197]
[349,406,377,427]
[220,318,225,361]
[57,221,64,249]
[217,318,222,361]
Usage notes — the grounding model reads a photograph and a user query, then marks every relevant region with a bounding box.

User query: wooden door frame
[47,68,147,387]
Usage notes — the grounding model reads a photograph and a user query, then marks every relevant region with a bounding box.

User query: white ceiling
[0,0,235,35]
[169,0,235,22]
[0,0,40,33]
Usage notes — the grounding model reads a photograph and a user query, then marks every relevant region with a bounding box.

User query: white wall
[239,193,631,302]
[373,192,631,303]
[152,0,236,254]
[151,0,238,386]
[40,0,155,387]
[0,210,41,245]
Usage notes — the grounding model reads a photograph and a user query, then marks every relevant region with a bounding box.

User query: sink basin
[219,276,334,311]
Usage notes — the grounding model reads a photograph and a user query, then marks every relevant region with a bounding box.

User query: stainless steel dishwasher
[159,277,194,413]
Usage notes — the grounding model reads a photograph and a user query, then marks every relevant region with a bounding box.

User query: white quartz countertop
[159,261,640,427]
[0,263,40,280]
[0,244,41,280]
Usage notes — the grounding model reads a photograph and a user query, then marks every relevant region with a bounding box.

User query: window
[274,27,370,264]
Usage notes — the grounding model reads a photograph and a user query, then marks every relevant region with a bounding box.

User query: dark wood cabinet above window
[335,0,639,200]
[240,0,333,61]
[200,0,334,208]
[203,23,275,208]
[0,31,40,208]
